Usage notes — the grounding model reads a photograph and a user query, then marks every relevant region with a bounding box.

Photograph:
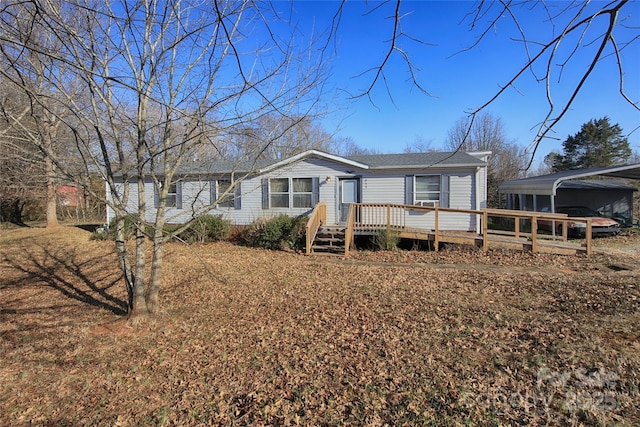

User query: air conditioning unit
[417,201,440,207]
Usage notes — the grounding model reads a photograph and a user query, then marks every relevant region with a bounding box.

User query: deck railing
[306,202,593,255]
[481,208,592,255]
[350,204,593,255]
[354,203,407,232]
[305,202,326,254]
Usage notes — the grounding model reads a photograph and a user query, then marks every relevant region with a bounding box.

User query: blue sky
[288,1,640,164]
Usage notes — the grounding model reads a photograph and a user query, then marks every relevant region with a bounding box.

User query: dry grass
[1,226,639,426]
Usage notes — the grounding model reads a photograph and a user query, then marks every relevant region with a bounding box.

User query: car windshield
[557,206,600,217]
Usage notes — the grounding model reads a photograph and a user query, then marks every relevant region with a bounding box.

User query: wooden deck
[306,203,593,256]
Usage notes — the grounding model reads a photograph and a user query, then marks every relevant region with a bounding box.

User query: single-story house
[107,150,490,231]
[499,164,640,226]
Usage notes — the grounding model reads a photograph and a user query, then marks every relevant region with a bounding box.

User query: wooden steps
[311,225,346,255]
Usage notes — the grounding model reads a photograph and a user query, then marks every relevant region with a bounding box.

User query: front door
[339,178,359,223]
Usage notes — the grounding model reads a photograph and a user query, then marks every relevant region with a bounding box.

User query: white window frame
[414,175,440,207]
[270,178,290,208]
[165,181,177,208]
[292,178,313,208]
[268,177,314,209]
[217,180,235,208]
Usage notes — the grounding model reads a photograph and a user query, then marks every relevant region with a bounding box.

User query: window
[263,177,318,209]
[165,182,177,207]
[292,178,313,208]
[415,175,440,205]
[217,180,235,208]
[270,178,289,208]
[155,181,182,209]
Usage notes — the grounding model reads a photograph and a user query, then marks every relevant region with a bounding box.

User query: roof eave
[370,162,485,170]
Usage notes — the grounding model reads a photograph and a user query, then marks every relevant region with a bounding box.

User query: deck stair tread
[311,224,347,254]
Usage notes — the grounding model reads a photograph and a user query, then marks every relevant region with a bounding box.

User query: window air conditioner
[417,201,440,207]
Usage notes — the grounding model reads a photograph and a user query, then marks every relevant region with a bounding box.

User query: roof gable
[258,150,369,173]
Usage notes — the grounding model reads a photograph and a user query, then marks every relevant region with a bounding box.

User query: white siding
[108,156,488,231]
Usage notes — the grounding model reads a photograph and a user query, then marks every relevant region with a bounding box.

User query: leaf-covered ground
[1,226,639,426]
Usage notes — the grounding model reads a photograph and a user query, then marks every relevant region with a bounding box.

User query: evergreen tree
[552,117,631,171]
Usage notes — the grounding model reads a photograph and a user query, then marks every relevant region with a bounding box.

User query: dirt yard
[1,226,639,426]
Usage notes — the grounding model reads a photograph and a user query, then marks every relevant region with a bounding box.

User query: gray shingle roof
[345,151,485,168]
[124,150,486,177]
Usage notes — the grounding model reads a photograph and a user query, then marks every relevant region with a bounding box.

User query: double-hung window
[265,177,315,209]
[292,178,313,208]
[217,180,235,208]
[415,175,440,206]
[270,178,290,208]
[155,180,182,209]
[165,182,178,207]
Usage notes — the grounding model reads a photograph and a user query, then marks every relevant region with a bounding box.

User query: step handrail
[305,202,327,254]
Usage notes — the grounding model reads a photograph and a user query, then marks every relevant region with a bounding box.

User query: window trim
[216,179,235,208]
[414,175,441,206]
[263,177,318,209]
[154,180,182,209]
[292,178,313,208]
[166,182,178,208]
[269,178,290,208]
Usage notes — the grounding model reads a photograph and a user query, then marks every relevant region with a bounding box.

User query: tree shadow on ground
[0,241,127,317]
[75,224,103,233]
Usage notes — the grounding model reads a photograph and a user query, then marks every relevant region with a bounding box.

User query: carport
[498,164,640,225]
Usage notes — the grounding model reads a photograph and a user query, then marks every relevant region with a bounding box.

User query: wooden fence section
[339,203,593,256]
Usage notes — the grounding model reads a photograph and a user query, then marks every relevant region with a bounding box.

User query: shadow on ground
[0,241,127,318]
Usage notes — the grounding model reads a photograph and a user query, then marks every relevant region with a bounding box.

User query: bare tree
[336,137,382,156]
[453,1,638,166]
[0,0,327,316]
[0,8,76,228]
[221,113,339,161]
[343,1,638,166]
[2,0,637,316]
[403,136,436,154]
[446,113,526,207]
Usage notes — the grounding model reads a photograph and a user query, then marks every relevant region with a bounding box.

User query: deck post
[531,216,538,253]
[482,210,488,251]
[514,216,520,239]
[434,207,439,251]
[585,219,592,255]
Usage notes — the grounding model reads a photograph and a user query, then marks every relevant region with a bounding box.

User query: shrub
[178,215,231,243]
[373,228,400,251]
[91,215,176,241]
[243,214,307,250]
[91,214,138,241]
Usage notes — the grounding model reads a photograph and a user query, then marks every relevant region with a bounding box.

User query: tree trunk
[146,233,164,315]
[130,175,149,317]
[44,150,58,228]
[130,226,148,317]
[114,215,135,312]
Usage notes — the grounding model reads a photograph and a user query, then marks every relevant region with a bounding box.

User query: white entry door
[339,178,359,223]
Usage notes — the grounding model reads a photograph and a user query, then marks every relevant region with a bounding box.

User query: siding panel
[109,156,487,231]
